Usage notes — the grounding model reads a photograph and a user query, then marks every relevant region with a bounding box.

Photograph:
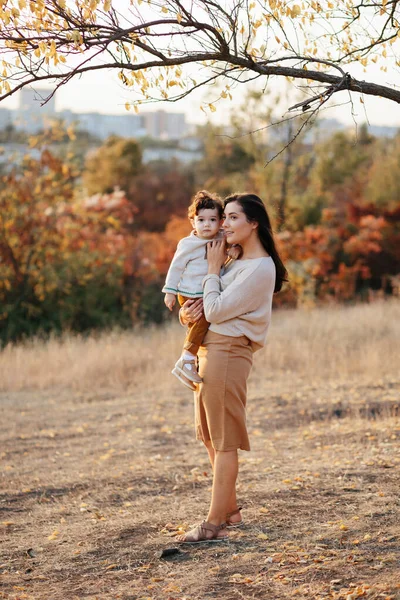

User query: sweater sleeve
[202,264,269,324]
[162,239,191,295]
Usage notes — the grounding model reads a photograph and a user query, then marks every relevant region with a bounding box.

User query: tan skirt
[195,330,253,452]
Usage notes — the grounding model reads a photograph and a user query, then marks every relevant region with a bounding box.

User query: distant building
[19,87,56,114]
[14,87,57,133]
[5,89,186,140]
[142,110,186,139]
[267,117,399,145]
[142,147,203,164]
[59,110,146,140]
[0,108,13,130]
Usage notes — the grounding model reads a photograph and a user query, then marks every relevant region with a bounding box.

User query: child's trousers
[178,294,210,355]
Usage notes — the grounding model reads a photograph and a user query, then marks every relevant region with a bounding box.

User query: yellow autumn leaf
[125,101,131,111]
[208,566,220,573]
[48,530,60,540]
[209,103,216,112]
[291,5,301,17]
[176,12,182,23]
[257,533,269,540]
[161,6,168,13]
[104,0,111,10]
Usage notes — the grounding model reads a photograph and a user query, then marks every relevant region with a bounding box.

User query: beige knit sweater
[162,230,224,298]
[202,256,276,352]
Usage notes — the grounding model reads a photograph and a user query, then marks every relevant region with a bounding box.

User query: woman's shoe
[176,521,228,544]
[226,506,243,528]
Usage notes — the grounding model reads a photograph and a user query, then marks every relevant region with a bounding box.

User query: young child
[163,190,227,390]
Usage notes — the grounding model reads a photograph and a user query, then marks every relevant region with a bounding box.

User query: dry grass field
[1,301,399,600]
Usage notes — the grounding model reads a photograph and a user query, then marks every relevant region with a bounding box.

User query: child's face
[191,208,222,239]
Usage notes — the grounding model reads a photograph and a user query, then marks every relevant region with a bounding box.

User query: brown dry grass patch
[1,301,399,600]
[2,299,399,393]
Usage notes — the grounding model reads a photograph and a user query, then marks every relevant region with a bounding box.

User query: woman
[176,193,287,543]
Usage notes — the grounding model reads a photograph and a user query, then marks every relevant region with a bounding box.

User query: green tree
[313,131,373,192]
[365,134,400,210]
[83,136,142,196]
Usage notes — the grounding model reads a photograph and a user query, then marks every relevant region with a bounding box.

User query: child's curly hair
[188,190,223,220]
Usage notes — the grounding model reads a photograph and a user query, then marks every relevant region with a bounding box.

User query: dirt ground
[1,368,399,600]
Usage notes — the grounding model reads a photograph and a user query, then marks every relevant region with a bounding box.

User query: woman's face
[223,201,257,246]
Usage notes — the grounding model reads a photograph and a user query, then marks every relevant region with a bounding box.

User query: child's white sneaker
[173,357,203,384]
[171,367,197,391]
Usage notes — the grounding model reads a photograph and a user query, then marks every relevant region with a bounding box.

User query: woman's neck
[240,235,269,260]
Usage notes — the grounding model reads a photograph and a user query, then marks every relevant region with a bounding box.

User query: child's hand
[227,245,243,260]
[164,293,176,311]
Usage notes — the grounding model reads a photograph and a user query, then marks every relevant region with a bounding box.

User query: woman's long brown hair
[224,193,288,293]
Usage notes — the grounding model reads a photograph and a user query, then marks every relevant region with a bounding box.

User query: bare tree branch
[0,0,398,113]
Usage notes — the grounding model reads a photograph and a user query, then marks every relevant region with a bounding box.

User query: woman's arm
[203,263,273,323]
[206,238,227,275]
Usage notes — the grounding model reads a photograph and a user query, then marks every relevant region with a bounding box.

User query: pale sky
[2,0,399,131]
[3,62,399,130]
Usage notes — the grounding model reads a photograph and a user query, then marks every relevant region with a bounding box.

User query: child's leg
[177,294,209,357]
[183,315,210,356]
[172,295,208,386]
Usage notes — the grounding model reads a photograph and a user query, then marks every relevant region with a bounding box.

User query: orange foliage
[277,205,400,305]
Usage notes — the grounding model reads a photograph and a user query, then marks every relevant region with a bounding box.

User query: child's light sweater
[202,257,276,352]
[163,231,221,298]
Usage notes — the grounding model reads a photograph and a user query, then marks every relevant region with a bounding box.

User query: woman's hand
[180,298,204,325]
[207,238,227,275]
